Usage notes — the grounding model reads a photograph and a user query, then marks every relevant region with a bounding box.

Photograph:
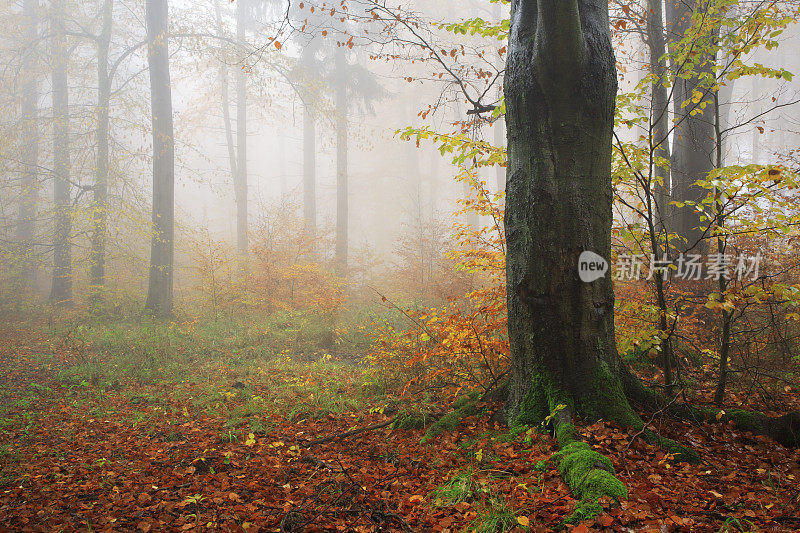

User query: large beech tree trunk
[504,0,636,427]
[50,3,72,307]
[144,0,175,317]
[17,0,39,285]
[503,1,800,463]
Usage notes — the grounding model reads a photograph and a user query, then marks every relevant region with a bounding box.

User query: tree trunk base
[507,361,705,521]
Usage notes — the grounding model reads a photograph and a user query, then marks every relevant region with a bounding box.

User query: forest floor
[1,324,799,532]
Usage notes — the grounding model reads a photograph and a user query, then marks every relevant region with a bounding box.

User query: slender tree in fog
[666,0,715,254]
[301,41,319,241]
[89,0,114,293]
[235,0,248,258]
[16,0,39,285]
[214,0,239,252]
[50,0,72,307]
[329,45,383,275]
[291,12,325,243]
[334,45,348,275]
[144,0,175,317]
[646,0,670,237]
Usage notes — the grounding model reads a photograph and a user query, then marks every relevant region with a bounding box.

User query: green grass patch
[469,495,521,533]
[431,467,478,507]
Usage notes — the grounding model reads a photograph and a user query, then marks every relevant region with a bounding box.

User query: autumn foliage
[190,202,344,317]
[366,168,510,400]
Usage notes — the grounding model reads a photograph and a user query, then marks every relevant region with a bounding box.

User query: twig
[303,418,395,448]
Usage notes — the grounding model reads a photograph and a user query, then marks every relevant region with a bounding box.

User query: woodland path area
[1,328,799,532]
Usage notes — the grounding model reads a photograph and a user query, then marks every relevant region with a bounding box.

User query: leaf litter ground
[1,332,799,532]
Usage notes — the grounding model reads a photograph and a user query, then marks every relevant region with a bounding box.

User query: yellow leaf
[245,433,256,446]
[517,516,530,527]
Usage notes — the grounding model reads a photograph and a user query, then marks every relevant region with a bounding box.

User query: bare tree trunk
[427,147,439,220]
[453,100,478,229]
[717,79,735,164]
[90,0,114,293]
[405,101,421,203]
[334,46,348,276]
[214,0,238,209]
[750,76,761,164]
[645,0,678,395]
[16,0,39,286]
[50,3,72,307]
[494,113,506,191]
[666,0,714,254]
[713,86,733,406]
[144,0,175,317]
[492,16,506,193]
[647,0,671,241]
[279,132,287,197]
[303,102,316,239]
[235,0,248,258]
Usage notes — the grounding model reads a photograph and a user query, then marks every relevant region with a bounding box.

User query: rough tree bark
[505,0,631,428]
[503,0,689,517]
[16,0,39,286]
[334,46,348,276]
[50,2,72,307]
[90,0,114,293]
[666,0,714,254]
[144,0,175,317]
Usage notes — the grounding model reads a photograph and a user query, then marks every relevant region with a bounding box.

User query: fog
[0,0,798,311]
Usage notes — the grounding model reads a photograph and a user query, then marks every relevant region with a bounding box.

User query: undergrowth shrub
[366,171,510,401]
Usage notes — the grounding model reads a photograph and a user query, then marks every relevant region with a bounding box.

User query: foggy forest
[1,0,800,531]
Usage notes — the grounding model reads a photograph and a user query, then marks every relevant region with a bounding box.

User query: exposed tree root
[508,362,705,522]
[640,429,700,463]
[549,408,627,524]
[420,393,481,443]
[621,369,800,448]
